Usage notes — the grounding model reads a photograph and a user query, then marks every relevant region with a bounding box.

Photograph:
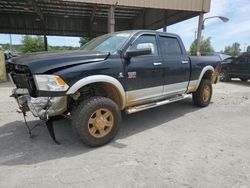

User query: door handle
[153,62,162,66]
[181,60,189,64]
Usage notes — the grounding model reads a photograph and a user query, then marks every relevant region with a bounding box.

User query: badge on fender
[128,72,136,79]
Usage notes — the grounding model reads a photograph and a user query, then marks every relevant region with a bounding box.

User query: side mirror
[124,48,152,59]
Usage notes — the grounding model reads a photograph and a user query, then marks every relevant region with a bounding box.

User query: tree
[223,42,241,56]
[247,45,250,52]
[48,46,79,51]
[21,36,45,53]
[189,37,214,56]
[79,37,90,47]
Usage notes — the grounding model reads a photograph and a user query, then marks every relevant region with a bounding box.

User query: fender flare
[195,65,215,88]
[66,75,126,109]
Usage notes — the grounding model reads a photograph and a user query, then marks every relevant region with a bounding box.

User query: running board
[125,94,190,114]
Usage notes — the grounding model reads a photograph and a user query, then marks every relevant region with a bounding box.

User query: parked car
[221,57,236,65]
[4,51,12,63]
[220,53,250,82]
[206,52,231,61]
[7,30,221,147]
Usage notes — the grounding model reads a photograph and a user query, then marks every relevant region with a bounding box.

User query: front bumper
[13,88,67,119]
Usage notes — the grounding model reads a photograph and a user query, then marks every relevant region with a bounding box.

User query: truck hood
[11,50,110,74]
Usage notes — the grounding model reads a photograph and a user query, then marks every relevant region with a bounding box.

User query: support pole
[196,13,204,56]
[142,10,146,29]
[108,5,115,33]
[44,34,48,51]
[9,34,12,51]
[0,51,7,82]
[163,10,168,32]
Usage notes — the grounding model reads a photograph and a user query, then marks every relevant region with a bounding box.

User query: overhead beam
[26,0,44,21]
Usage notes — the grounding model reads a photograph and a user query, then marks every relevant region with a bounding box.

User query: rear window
[160,36,182,56]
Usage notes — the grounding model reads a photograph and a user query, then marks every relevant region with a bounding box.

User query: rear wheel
[220,70,230,82]
[192,79,212,107]
[72,96,121,147]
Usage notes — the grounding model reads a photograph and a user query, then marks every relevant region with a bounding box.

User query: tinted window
[160,36,182,56]
[236,56,247,64]
[128,35,158,55]
[81,32,132,53]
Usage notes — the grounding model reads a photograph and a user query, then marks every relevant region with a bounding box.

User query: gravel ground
[0,80,250,188]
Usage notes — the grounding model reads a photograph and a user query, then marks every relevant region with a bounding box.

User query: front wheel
[219,70,230,82]
[72,96,121,147]
[192,79,212,107]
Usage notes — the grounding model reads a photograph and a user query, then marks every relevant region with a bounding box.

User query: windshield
[81,32,132,53]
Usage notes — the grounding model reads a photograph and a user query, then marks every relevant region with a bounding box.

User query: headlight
[34,75,69,91]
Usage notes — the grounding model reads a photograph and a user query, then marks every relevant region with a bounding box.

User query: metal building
[0,0,211,48]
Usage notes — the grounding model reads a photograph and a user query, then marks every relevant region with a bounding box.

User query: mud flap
[45,119,60,144]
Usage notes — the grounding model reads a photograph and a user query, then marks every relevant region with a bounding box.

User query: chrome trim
[66,75,126,109]
[126,94,190,114]
[181,60,189,64]
[28,96,67,119]
[153,62,162,66]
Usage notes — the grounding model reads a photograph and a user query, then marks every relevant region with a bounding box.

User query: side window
[128,35,158,55]
[160,36,182,56]
[236,56,247,64]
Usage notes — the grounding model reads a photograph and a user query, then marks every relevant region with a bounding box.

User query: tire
[192,79,212,107]
[219,70,230,82]
[240,78,249,82]
[72,96,121,147]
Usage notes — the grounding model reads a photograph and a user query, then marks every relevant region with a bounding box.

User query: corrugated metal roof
[0,0,211,37]
[66,0,211,12]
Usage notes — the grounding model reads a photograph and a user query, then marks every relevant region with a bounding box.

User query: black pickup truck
[220,53,250,82]
[7,30,221,147]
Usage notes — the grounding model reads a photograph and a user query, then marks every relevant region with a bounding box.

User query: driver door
[124,34,164,105]
[230,56,248,78]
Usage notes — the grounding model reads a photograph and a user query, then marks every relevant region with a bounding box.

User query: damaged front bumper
[12,88,67,120]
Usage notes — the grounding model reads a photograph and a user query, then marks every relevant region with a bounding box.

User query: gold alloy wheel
[203,85,211,103]
[88,108,114,138]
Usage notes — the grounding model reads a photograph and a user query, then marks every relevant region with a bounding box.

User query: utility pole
[196,15,229,56]
[194,30,197,41]
[196,13,204,56]
[244,43,247,52]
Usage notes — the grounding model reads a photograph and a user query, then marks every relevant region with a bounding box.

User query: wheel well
[202,70,213,81]
[71,82,124,110]
[188,69,215,93]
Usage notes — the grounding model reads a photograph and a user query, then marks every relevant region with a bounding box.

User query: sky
[167,0,250,52]
[0,0,249,52]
